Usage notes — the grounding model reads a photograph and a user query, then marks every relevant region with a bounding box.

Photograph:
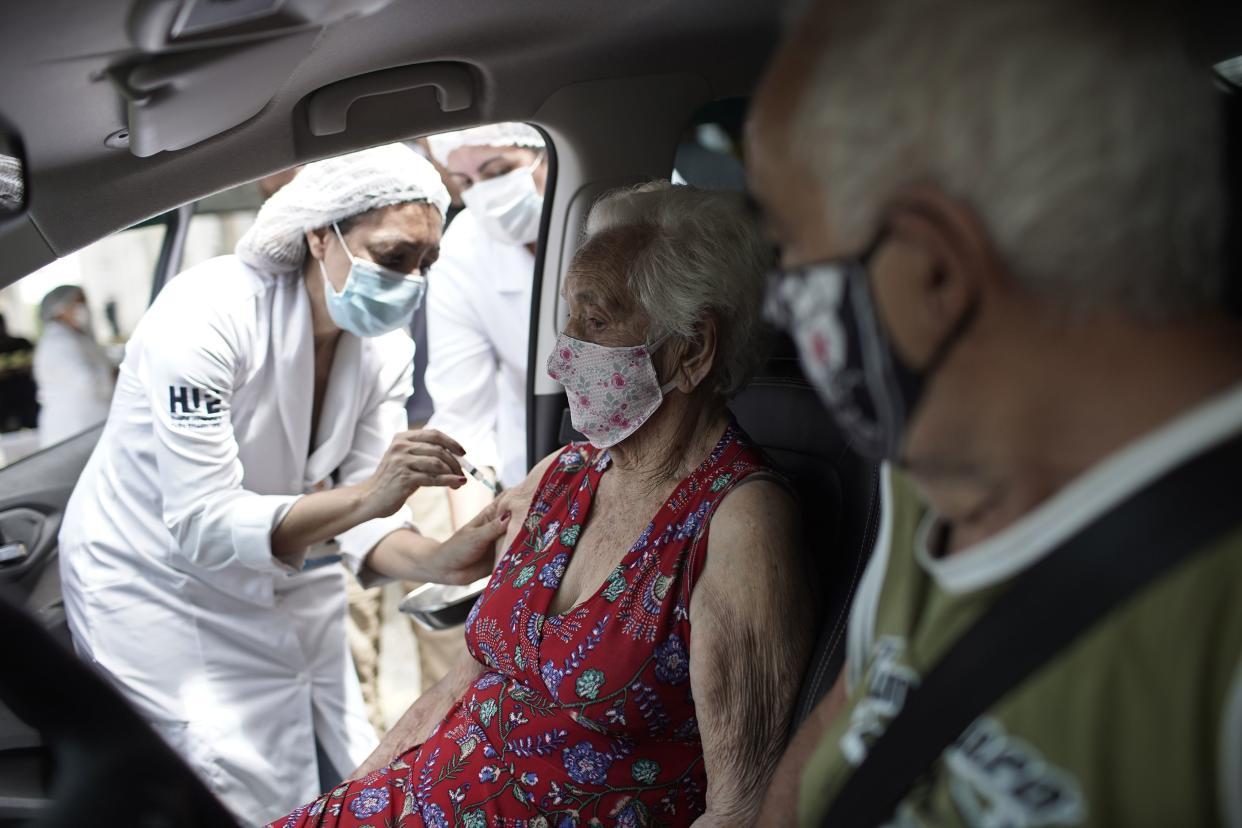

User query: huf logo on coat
[168,385,224,428]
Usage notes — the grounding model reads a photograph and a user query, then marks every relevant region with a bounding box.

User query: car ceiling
[0,0,792,287]
[5,0,1242,293]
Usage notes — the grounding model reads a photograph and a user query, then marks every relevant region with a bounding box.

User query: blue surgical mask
[319,223,427,337]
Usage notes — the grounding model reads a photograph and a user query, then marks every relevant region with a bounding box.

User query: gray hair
[40,284,84,322]
[790,0,1225,319]
[581,182,775,398]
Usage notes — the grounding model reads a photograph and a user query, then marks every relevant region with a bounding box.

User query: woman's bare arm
[688,479,813,827]
[756,669,849,826]
[351,647,485,778]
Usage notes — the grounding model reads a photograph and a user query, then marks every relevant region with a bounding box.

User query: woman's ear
[305,227,330,262]
[670,315,718,393]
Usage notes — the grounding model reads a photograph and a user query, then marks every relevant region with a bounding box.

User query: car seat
[729,334,881,728]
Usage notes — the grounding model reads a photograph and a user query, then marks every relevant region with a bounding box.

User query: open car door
[0,582,240,827]
[0,427,99,823]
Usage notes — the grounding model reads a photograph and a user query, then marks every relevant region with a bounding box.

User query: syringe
[458,457,499,494]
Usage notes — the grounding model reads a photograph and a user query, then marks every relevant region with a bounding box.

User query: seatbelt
[823,429,1242,828]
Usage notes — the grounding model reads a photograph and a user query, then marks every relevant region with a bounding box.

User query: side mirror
[0,134,28,223]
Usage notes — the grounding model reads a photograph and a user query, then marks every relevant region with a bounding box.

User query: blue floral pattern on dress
[539,552,570,587]
[347,787,388,819]
[653,634,690,685]
[562,741,613,785]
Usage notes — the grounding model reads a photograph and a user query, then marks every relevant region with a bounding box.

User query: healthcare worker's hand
[362,429,469,519]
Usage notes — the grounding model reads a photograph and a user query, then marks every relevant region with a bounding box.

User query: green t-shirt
[799,386,1242,827]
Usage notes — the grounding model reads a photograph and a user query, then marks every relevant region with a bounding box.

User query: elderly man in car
[748,0,1242,824]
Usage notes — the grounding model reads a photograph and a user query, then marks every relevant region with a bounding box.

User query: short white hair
[581,182,774,397]
[790,0,1225,319]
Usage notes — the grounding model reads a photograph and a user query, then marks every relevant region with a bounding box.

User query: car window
[0,180,265,469]
[672,98,748,193]
[0,220,169,468]
[181,183,261,273]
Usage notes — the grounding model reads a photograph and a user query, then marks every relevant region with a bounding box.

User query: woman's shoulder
[32,322,76,365]
[713,421,782,480]
[130,256,292,363]
[702,422,798,530]
[151,255,280,318]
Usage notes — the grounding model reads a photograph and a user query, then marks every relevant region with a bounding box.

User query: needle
[458,457,499,494]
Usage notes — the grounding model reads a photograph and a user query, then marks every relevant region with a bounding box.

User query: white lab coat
[425,210,534,488]
[58,255,416,825]
[32,320,115,447]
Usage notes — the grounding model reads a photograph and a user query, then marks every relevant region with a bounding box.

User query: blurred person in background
[33,284,115,447]
[423,123,548,523]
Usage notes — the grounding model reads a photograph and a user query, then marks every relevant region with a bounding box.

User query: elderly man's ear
[666,316,718,394]
[870,189,999,368]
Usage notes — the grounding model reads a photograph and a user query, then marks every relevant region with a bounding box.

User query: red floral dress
[272,422,768,828]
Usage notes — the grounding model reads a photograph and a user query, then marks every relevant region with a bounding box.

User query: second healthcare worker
[423,124,548,525]
[58,145,509,823]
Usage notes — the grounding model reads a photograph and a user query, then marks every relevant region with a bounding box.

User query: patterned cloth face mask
[546,331,677,449]
[764,232,976,461]
[319,222,428,338]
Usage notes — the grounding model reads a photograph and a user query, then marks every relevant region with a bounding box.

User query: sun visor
[113,0,395,157]
[113,31,316,157]
[126,0,391,51]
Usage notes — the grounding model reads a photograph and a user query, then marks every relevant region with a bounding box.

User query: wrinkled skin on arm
[689,479,813,826]
[756,668,849,826]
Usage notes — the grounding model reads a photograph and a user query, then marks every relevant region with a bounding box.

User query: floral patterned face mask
[545,331,677,449]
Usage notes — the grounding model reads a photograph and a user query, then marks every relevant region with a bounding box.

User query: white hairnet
[40,284,84,322]
[425,123,545,168]
[235,144,451,274]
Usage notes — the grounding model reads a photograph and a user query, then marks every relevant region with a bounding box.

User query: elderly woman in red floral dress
[270,182,814,827]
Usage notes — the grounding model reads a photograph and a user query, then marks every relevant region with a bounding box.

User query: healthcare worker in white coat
[58,145,510,825]
[423,124,548,526]
[32,284,116,447]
